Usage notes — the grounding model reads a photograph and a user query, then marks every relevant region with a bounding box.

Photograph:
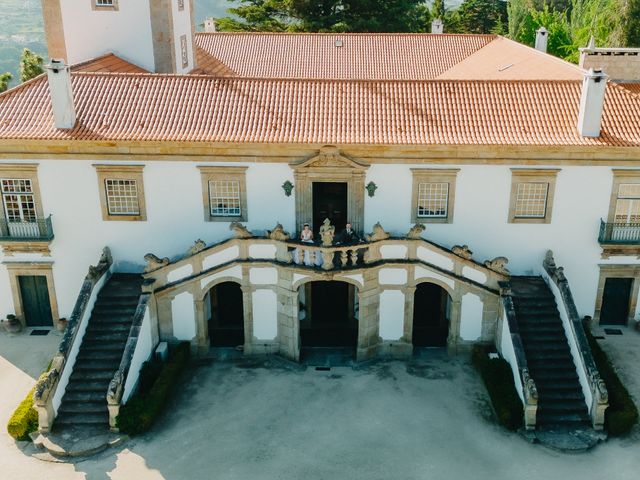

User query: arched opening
[412,282,451,348]
[298,281,359,358]
[205,282,245,347]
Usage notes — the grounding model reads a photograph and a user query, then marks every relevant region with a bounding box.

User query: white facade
[0,159,636,328]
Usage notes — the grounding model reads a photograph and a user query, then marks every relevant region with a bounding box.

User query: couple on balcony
[300,220,361,246]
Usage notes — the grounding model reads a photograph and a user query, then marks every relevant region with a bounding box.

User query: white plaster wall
[416,247,454,271]
[379,268,408,285]
[171,291,196,341]
[249,267,278,285]
[380,245,408,259]
[123,306,154,403]
[379,290,405,340]
[172,0,195,74]
[460,293,483,341]
[252,289,278,340]
[248,244,277,259]
[167,264,193,283]
[498,308,524,403]
[59,0,155,71]
[462,266,487,285]
[202,246,240,271]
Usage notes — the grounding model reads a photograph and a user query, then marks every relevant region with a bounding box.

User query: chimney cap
[536,27,548,35]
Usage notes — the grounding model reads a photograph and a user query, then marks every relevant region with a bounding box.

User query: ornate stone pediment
[292,146,369,172]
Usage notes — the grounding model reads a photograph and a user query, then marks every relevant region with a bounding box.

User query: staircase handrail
[542,251,608,430]
[498,280,538,430]
[33,247,113,432]
[106,292,152,431]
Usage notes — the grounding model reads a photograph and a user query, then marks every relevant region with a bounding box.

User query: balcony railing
[287,241,368,270]
[0,216,54,242]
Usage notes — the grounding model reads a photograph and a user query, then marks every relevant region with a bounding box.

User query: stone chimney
[535,27,548,53]
[579,37,640,82]
[45,59,76,130]
[431,19,443,34]
[577,69,608,138]
[204,17,217,33]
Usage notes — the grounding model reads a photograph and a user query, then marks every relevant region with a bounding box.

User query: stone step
[530,367,580,380]
[80,342,125,352]
[83,332,129,343]
[521,341,569,352]
[527,360,576,371]
[538,401,589,414]
[519,333,565,342]
[65,380,110,392]
[526,351,573,362]
[70,369,114,382]
[56,412,109,427]
[536,412,590,425]
[59,401,108,415]
[62,390,108,403]
[539,390,586,402]
[535,380,585,392]
[78,350,123,362]
[86,322,132,334]
[74,359,120,371]
[93,298,139,309]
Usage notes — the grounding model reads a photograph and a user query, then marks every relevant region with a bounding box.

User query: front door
[18,275,53,327]
[312,182,348,235]
[600,277,633,325]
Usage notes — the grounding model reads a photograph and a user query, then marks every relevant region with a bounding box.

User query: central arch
[298,280,359,357]
[412,282,452,348]
[205,281,245,347]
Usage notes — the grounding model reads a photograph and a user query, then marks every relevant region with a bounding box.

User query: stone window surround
[411,168,459,224]
[606,169,640,223]
[92,0,119,11]
[94,164,147,221]
[508,168,560,224]
[197,166,248,222]
[0,163,45,224]
[593,264,640,326]
[4,262,60,330]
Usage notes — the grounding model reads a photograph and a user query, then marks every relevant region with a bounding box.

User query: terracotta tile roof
[1,73,640,146]
[620,83,640,95]
[194,33,496,80]
[71,53,149,74]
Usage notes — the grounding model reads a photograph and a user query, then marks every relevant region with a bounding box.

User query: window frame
[508,169,560,224]
[198,166,248,222]
[0,164,44,227]
[607,170,640,225]
[410,169,459,224]
[94,164,147,221]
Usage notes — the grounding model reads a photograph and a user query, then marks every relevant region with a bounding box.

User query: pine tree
[0,72,12,93]
[431,0,445,19]
[19,49,44,82]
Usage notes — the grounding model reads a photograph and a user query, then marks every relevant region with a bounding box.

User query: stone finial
[590,370,609,403]
[522,368,538,403]
[88,246,113,280]
[365,222,390,242]
[144,253,170,273]
[452,245,473,260]
[319,218,335,247]
[544,250,556,269]
[406,223,425,240]
[187,239,206,257]
[229,222,252,239]
[484,256,509,275]
[267,223,290,241]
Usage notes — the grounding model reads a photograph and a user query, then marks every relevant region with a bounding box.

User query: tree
[216,0,292,32]
[624,0,640,47]
[20,49,44,82]
[431,0,445,19]
[0,72,12,93]
[514,5,573,58]
[457,0,507,34]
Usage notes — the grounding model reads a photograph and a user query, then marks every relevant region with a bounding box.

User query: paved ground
[1,327,640,480]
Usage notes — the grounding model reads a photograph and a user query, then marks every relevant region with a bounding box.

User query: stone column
[356,272,381,361]
[156,294,174,341]
[194,299,208,354]
[277,286,300,361]
[241,285,254,355]
[403,286,416,343]
[447,296,462,355]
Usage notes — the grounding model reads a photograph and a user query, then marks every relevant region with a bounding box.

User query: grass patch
[472,345,524,431]
[7,386,38,441]
[586,330,638,436]
[117,342,190,435]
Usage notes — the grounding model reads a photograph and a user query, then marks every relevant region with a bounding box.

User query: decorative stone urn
[1,314,23,334]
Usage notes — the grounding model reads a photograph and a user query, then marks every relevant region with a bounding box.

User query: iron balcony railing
[0,215,54,242]
[598,219,640,244]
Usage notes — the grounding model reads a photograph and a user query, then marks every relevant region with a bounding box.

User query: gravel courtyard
[1,329,639,480]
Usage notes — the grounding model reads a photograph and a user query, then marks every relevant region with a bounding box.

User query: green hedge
[472,345,524,431]
[7,386,38,441]
[586,330,638,436]
[117,342,190,435]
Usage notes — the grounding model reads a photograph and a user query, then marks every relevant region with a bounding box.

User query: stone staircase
[55,273,142,430]
[510,276,591,429]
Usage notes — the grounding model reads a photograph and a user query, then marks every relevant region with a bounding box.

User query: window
[613,183,640,223]
[105,179,140,216]
[92,0,118,10]
[1,179,37,223]
[198,166,248,222]
[94,165,146,221]
[508,169,559,224]
[411,169,459,223]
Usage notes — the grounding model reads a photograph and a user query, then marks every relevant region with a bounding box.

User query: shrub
[7,386,38,441]
[117,342,190,435]
[472,345,524,431]
[586,330,638,436]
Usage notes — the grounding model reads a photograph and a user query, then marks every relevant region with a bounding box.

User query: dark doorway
[312,182,348,235]
[600,278,633,325]
[413,283,451,347]
[18,275,53,327]
[299,281,358,348]
[208,282,245,347]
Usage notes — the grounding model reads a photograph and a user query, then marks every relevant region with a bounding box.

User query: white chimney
[431,19,444,34]
[204,17,217,33]
[577,68,608,138]
[45,59,76,130]
[535,27,548,53]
